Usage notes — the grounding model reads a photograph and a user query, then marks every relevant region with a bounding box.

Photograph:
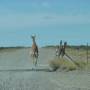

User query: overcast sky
[0,0,90,47]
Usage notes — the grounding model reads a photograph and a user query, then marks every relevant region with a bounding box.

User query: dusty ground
[0,48,90,90]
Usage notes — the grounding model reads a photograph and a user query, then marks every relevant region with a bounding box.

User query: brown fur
[32,43,38,57]
[31,35,39,66]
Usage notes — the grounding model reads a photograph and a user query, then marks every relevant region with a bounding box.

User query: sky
[0,0,90,47]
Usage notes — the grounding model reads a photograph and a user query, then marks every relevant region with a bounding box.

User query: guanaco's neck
[32,38,36,45]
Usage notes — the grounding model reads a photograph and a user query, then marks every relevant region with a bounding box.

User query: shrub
[49,58,77,71]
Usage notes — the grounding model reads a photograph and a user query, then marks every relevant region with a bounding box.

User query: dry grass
[49,58,89,71]
[49,58,77,71]
[34,47,90,72]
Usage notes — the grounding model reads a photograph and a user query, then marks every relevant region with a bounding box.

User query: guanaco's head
[31,35,36,44]
[31,35,36,39]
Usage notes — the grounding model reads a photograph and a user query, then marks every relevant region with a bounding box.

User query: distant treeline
[42,45,90,50]
[0,46,27,50]
[0,46,32,49]
[67,45,90,50]
[0,45,90,50]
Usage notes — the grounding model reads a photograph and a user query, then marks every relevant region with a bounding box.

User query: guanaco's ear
[64,42,67,47]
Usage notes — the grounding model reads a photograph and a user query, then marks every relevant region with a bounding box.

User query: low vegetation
[49,58,89,71]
